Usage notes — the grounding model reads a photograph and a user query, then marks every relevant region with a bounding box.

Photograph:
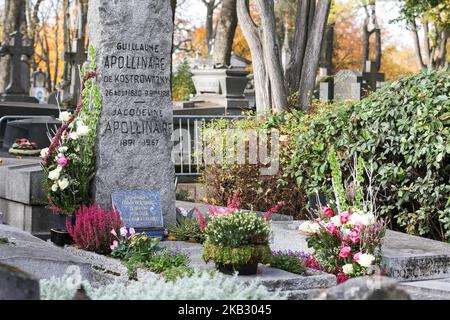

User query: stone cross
[63,38,87,107]
[88,0,176,226]
[362,60,385,92]
[0,31,34,96]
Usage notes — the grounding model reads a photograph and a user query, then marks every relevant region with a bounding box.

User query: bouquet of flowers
[299,151,386,283]
[41,46,102,216]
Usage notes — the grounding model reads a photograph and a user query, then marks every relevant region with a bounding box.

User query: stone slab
[381,231,450,281]
[160,241,336,296]
[0,224,91,281]
[0,262,40,300]
[89,0,176,226]
[399,278,450,300]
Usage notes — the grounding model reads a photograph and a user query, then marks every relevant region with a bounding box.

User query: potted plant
[40,46,101,246]
[202,211,272,275]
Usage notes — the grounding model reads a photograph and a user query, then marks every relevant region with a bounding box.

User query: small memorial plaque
[111,190,163,229]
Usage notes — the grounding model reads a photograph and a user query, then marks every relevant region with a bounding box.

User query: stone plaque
[111,190,163,229]
[88,0,176,225]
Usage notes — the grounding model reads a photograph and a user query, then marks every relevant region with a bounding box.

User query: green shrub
[270,250,307,275]
[203,242,272,265]
[144,247,190,274]
[161,266,195,281]
[40,272,286,300]
[168,219,205,243]
[200,115,307,218]
[204,211,270,247]
[172,59,196,101]
[287,69,450,240]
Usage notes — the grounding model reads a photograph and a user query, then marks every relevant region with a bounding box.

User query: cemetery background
[0,0,449,301]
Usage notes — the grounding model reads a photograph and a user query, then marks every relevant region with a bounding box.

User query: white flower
[57,178,70,191]
[69,131,79,140]
[342,264,354,275]
[76,121,90,136]
[51,183,58,192]
[48,168,61,181]
[58,146,68,153]
[330,215,342,227]
[58,111,72,122]
[298,221,321,236]
[357,253,375,268]
[40,147,49,159]
[361,213,376,226]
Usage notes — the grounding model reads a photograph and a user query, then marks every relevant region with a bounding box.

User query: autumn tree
[399,0,449,69]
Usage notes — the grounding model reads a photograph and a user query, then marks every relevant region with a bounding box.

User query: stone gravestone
[112,190,165,236]
[88,0,176,225]
[0,262,40,300]
[0,31,38,103]
[334,69,368,101]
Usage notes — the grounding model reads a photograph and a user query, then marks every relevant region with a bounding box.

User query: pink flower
[340,211,352,224]
[110,229,117,237]
[120,227,128,237]
[110,240,119,250]
[348,229,360,244]
[194,207,207,231]
[263,203,282,220]
[338,245,352,259]
[336,271,349,284]
[326,222,338,234]
[353,252,362,262]
[56,155,68,167]
[129,228,136,235]
[322,207,333,217]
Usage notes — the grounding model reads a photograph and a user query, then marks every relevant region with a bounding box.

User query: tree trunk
[285,0,312,92]
[0,0,25,93]
[411,22,425,70]
[236,0,270,113]
[212,0,237,66]
[63,0,70,81]
[437,29,449,68]
[205,1,215,55]
[255,0,287,112]
[298,0,331,111]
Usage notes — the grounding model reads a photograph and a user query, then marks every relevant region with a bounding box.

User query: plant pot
[50,228,73,246]
[50,214,74,246]
[216,262,258,275]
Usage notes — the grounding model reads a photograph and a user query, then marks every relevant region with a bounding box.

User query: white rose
[76,123,90,136]
[361,214,376,226]
[357,253,375,268]
[58,111,72,123]
[298,221,321,236]
[342,264,354,275]
[58,146,68,153]
[40,147,49,159]
[57,178,70,191]
[48,168,61,181]
[51,183,58,192]
[348,213,363,226]
[69,131,79,140]
[330,215,342,227]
